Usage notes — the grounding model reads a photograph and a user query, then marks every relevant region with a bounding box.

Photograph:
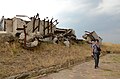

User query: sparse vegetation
[0,40,120,78]
[102,42,120,53]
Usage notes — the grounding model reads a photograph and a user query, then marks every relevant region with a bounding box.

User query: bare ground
[36,54,120,79]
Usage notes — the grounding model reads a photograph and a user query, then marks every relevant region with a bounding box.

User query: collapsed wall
[0,13,77,47]
[82,31,102,44]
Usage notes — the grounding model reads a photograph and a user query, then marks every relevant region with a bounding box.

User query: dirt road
[37,54,120,79]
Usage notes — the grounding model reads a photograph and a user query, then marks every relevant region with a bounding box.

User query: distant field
[102,42,120,53]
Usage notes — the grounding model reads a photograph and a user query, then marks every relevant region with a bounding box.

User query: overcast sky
[0,0,120,43]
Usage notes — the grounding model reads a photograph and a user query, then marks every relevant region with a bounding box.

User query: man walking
[91,39,101,69]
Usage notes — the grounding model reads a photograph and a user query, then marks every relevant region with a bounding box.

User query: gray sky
[0,0,120,43]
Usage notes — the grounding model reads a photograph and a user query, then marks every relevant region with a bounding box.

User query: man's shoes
[95,66,99,69]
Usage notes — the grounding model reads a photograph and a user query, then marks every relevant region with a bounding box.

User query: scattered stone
[53,36,58,44]
[63,39,70,47]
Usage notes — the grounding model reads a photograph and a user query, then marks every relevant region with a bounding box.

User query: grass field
[0,41,120,78]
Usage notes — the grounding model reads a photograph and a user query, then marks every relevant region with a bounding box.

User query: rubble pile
[82,31,102,44]
[0,13,77,47]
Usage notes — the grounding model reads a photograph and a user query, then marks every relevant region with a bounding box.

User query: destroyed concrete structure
[0,14,57,37]
[82,31,102,44]
[0,13,76,47]
[0,16,4,31]
[54,28,76,42]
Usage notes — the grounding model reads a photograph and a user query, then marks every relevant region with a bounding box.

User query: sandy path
[37,54,120,79]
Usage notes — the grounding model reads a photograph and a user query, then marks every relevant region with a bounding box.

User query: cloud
[92,0,120,15]
[55,0,120,43]
[0,0,120,43]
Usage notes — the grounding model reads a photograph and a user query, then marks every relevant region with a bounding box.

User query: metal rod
[47,20,49,34]
[50,18,53,33]
[38,18,40,31]
[43,18,46,35]
[23,25,27,48]
[32,17,36,32]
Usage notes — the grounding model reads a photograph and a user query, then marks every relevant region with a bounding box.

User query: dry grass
[0,41,91,78]
[102,42,120,53]
[0,41,120,78]
[101,54,120,77]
